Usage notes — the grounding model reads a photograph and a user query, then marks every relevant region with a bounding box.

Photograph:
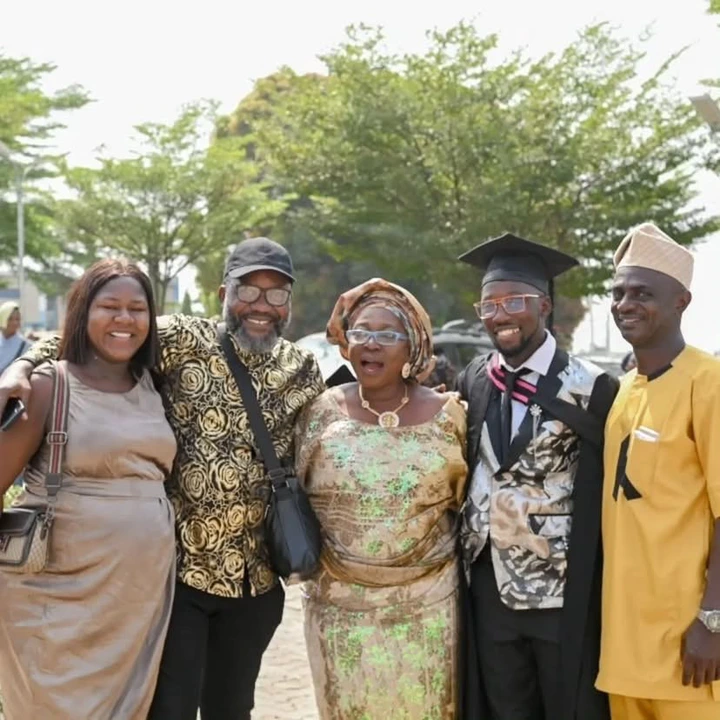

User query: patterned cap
[613,223,693,290]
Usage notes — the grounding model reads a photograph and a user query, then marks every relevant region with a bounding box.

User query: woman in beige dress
[0,259,177,719]
[295,279,468,720]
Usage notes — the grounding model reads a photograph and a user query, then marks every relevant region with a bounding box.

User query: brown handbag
[0,362,70,573]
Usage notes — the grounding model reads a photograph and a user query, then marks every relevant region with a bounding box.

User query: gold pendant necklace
[358,384,410,428]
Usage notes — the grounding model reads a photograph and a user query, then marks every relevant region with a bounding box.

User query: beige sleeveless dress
[0,365,177,719]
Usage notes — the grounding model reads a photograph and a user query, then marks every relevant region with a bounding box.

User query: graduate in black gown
[457,234,618,720]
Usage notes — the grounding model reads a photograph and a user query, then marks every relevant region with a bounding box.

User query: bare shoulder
[28,368,55,419]
[412,384,454,410]
[336,382,359,411]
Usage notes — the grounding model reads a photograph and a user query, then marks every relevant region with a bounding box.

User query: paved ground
[253,584,319,720]
[0,585,318,720]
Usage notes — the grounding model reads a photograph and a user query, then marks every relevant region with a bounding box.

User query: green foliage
[240,23,717,337]
[194,246,226,317]
[180,290,193,316]
[57,102,284,313]
[0,52,89,267]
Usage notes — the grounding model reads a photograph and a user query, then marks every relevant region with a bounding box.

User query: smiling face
[611,266,690,350]
[86,276,151,363]
[480,280,551,362]
[219,270,292,354]
[347,305,411,390]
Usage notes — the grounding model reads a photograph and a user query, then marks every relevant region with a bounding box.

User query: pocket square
[634,426,659,442]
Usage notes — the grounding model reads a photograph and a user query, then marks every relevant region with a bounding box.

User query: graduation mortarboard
[458,233,579,332]
[457,233,578,295]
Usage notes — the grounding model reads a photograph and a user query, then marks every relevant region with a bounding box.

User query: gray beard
[223,304,289,355]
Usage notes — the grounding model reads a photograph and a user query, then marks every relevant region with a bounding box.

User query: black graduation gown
[457,350,619,720]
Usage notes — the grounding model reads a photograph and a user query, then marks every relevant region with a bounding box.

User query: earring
[401,362,411,379]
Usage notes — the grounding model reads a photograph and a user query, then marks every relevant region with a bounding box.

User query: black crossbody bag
[216,324,322,579]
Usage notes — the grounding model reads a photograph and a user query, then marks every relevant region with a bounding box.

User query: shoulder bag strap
[11,340,27,363]
[215,324,287,490]
[531,395,605,447]
[44,361,70,521]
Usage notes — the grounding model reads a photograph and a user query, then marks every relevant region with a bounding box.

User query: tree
[194,246,226,318]
[180,290,193,315]
[218,71,378,338]
[250,23,718,338]
[0,53,89,266]
[58,102,283,313]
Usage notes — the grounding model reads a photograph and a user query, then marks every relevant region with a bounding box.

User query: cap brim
[226,264,295,282]
[458,233,578,278]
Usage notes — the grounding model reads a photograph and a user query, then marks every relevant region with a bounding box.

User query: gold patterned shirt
[22,314,325,598]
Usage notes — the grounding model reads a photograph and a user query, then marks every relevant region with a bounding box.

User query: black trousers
[471,555,562,720]
[148,580,285,720]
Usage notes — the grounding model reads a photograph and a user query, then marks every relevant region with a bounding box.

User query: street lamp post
[0,141,41,320]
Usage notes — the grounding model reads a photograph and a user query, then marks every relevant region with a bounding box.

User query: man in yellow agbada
[597,223,720,720]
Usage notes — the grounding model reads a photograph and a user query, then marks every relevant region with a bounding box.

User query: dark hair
[620,352,636,373]
[422,353,458,391]
[58,259,159,377]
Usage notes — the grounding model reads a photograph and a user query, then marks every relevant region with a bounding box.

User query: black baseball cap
[224,237,295,283]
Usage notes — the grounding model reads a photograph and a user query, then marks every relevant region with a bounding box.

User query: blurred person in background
[0,302,30,374]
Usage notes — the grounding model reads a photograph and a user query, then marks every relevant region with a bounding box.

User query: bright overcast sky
[3,0,720,351]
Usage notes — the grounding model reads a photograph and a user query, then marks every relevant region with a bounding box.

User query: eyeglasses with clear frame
[474,294,542,320]
[345,329,409,346]
[234,284,291,307]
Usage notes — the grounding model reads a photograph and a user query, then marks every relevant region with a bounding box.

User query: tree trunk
[554,296,586,351]
[147,260,164,315]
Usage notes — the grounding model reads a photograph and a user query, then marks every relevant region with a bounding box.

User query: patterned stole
[484,355,536,464]
[486,354,538,406]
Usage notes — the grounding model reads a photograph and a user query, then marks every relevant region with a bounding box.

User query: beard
[491,331,536,360]
[223,299,290,355]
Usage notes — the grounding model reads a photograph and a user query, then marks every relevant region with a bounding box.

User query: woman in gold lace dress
[295,279,468,720]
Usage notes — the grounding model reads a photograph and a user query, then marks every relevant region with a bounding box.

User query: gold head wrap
[326,278,436,383]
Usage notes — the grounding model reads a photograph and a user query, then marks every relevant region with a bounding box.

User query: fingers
[0,379,31,421]
[682,654,717,688]
[16,381,31,419]
[703,662,717,687]
[682,654,694,687]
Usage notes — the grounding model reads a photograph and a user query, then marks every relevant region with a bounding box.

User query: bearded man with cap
[597,223,720,720]
[0,238,325,720]
[456,233,619,720]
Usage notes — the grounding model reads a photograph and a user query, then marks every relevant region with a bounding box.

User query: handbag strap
[45,361,70,509]
[215,323,288,490]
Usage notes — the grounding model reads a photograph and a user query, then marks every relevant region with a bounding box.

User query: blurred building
[0,271,66,331]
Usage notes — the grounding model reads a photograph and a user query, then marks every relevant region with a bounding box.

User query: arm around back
[0,335,60,419]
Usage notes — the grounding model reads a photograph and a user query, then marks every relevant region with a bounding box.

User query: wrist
[697,608,720,632]
[12,358,35,370]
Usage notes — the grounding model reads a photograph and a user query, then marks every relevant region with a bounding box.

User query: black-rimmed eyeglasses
[235,285,291,307]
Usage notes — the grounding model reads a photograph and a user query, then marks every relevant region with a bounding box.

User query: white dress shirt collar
[498,332,556,378]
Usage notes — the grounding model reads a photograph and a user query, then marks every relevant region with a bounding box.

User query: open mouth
[108,331,134,340]
[360,359,385,374]
[494,327,521,341]
[242,315,276,332]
